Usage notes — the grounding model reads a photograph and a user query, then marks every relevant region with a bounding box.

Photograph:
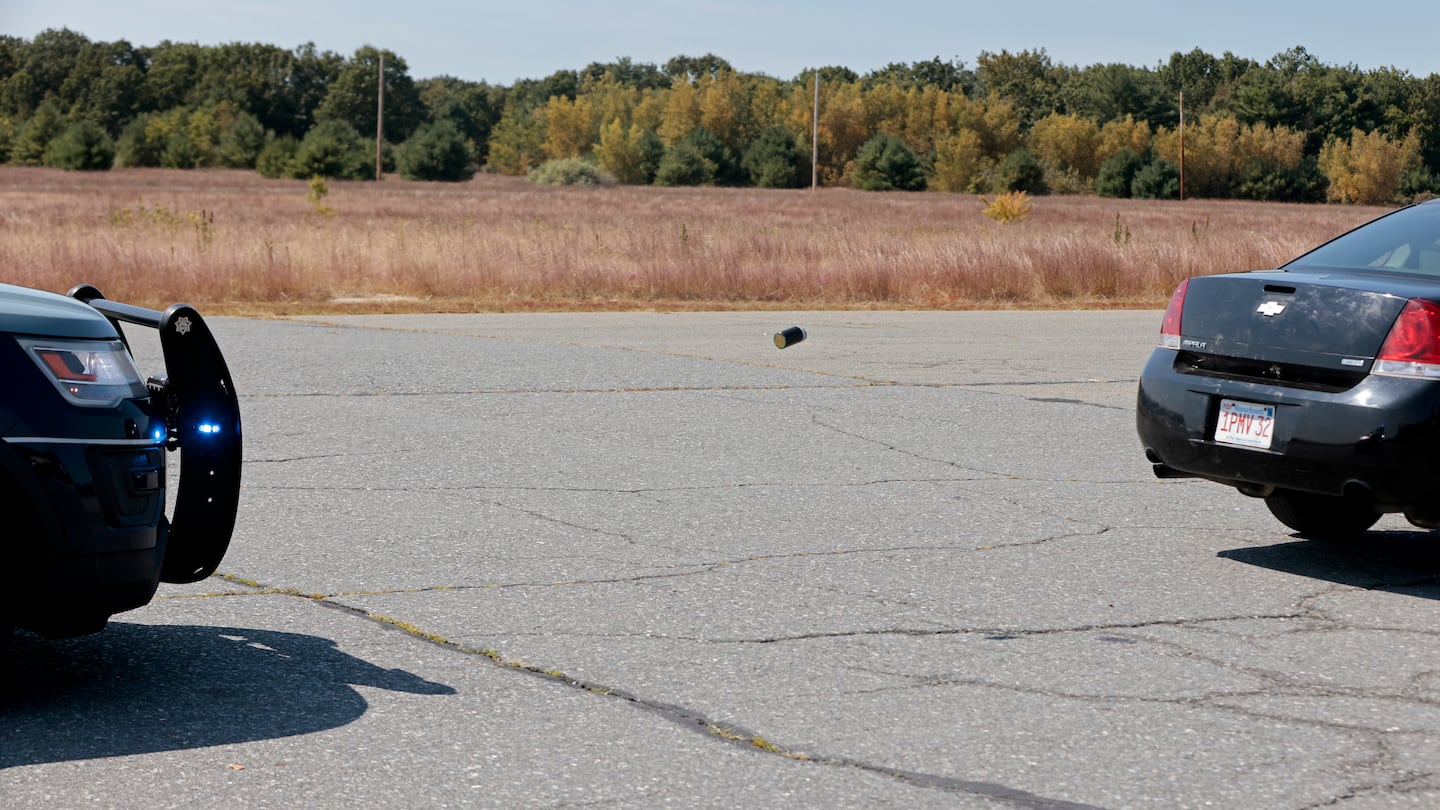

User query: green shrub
[680,127,743,186]
[288,120,373,180]
[852,134,924,191]
[654,142,716,186]
[43,120,114,171]
[992,148,1048,195]
[115,116,163,167]
[636,129,665,183]
[0,117,16,164]
[10,101,64,166]
[219,114,268,169]
[1096,149,1144,198]
[161,130,201,169]
[256,135,299,178]
[1398,164,1439,202]
[743,126,807,188]
[1233,157,1325,202]
[527,157,612,186]
[397,120,476,182]
[1131,158,1181,199]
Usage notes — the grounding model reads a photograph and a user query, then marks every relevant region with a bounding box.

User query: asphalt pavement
[4,310,1439,809]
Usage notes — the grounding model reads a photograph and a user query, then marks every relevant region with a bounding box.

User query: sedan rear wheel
[1264,490,1381,540]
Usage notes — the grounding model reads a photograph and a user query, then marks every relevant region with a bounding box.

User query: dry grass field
[0,166,1392,314]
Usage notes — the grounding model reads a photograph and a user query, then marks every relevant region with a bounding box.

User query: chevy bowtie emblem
[1257,301,1286,317]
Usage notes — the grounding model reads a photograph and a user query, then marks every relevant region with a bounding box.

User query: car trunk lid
[1180,271,1411,371]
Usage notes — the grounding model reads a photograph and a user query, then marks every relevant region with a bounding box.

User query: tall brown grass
[0,166,1390,314]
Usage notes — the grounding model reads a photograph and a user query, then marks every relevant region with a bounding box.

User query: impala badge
[1257,301,1286,317]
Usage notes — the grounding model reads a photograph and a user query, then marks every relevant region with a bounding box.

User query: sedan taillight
[1375,298,1440,378]
[1159,279,1189,349]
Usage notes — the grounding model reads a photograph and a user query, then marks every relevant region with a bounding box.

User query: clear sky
[4,1,1438,84]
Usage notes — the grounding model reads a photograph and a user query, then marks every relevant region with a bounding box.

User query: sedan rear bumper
[1136,348,1440,508]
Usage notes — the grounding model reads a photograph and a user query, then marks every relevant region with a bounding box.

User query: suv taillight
[1159,279,1189,349]
[1375,298,1440,378]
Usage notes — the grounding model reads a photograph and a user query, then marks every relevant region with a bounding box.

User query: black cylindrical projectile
[774,326,806,349]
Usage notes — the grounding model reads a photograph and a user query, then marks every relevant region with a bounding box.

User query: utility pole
[1178,91,1185,202]
[376,52,385,182]
[811,71,819,190]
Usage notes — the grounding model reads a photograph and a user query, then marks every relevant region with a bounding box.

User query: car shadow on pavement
[0,623,455,768]
[1218,531,1440,597]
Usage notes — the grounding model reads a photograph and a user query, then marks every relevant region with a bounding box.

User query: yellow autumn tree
[1164,115,1240,197]
[931,130,988,192]
[902,86,951,156]
[1319,128,1422,204]
[698,70,749,151]
[747,77,792,134]
[1027,112,1103,179]
[630,88,668,134]
[657,79,701,145]
[581,74,641,134]
[863,82,909,141]
[1097,115,1151,165]
[784,78,818,150]
[1152,115,1304,198]
[595,118,650,184]
[951,93,1021,161]
[817,82,869,183]
[1237,122,1305,172]
[541,94,597,160]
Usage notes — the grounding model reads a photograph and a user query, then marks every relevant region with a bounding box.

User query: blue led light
[153,427,166,442]
[197,423,221,435]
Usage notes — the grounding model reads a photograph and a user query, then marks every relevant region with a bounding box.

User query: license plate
[1215,399,1275,450]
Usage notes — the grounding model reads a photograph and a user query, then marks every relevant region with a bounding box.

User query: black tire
[1264,490,1381,540]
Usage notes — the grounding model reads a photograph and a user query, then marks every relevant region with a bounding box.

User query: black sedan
[1137,198,1440,539]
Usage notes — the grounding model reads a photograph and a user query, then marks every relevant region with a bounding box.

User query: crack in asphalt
[807,414,1018,480]
[155,569,1440,808]
[240,382,884,398]
[1298,772,1440,810]
[241,476,1010,492]
[153,544,1431,804]
[175,524,1440,809]
[843,673,1440,804]
[167,538,1097,602]
[175,575,1101,810]
[712,612,1313,645]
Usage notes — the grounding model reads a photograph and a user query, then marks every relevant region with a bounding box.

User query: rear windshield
[1285,202,1440,275]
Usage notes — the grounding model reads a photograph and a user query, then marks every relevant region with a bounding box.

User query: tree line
[3,28,1440,204]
